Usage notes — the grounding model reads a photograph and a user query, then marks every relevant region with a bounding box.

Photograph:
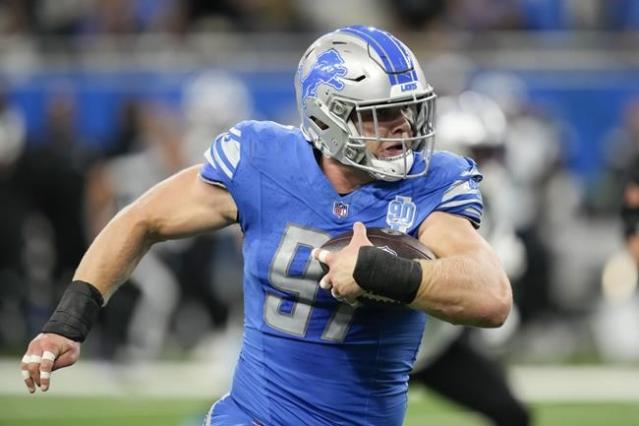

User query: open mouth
[379,142,405,159]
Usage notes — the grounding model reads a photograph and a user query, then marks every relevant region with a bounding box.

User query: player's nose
[390,117,410,137]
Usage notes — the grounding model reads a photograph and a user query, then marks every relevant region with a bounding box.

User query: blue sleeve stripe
[441,180,466,202]
[227,132,241,143]
[229,126,242,138]
[463,207,482,219]
[221,137,241,169]
[201,126,245,183]
[213,132,241,173]
[213,135,234,179]
[199,162,222,185]
[204,146,216,169]
[443,192,483,202]
[461,166,481,177]
[438,197,483,210]
[441,181,480,202]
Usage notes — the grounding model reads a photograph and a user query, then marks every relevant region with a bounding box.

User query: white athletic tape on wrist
[42,351,56,362]
[40,371,51,380]
[21,355,30,364]
[21,370,30,380]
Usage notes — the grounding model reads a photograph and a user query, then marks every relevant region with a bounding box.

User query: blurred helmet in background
[183,71,253,131]
[471,71,529,117]
[295,25,436,181]
[472,73,562,186]
[422,53,475,97]
[436,90,507,161]
[183,71,253,164]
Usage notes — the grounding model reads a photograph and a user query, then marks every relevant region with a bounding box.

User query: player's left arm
[409,211,512,328]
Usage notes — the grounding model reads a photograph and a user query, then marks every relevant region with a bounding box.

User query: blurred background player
[180,71,250,362]
[0,84,29,350]
[623,169,639,266]
[469,72,559,327]
[84,102,188,361]
[411,91,530,426]
[593,165,639,362]
[84,72,253,362]
[469,71,617,361]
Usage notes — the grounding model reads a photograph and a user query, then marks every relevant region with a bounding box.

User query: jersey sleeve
[199,123,245,188]
[434,157,484,228]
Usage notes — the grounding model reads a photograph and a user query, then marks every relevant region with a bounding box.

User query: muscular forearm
[410,252,512,327]
[74,204,157,302]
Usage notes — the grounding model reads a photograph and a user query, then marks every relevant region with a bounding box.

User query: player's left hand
[20,333,81,393]
[312,222,373,304]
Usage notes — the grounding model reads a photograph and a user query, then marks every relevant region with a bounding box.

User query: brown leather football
[319,228,435,304]
[320,228,435,266]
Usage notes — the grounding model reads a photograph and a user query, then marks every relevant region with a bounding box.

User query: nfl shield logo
[332,201,349,218]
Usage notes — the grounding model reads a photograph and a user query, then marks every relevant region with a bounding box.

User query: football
[319,228,436,304]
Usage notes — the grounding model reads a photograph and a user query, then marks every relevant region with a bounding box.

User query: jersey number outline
[264,224,356,342]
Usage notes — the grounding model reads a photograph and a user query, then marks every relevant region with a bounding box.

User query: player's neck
[319,154,375,195]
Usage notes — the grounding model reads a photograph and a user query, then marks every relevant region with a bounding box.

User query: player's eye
[376,107,405,122]
[352,106,417,125]
[353,110,374,123]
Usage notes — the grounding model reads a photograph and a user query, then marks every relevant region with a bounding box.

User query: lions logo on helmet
[301,49,348,99]
[295,25,437,182]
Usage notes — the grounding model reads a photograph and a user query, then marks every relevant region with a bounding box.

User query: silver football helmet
[436,91,507,156]
[295,26,436,181]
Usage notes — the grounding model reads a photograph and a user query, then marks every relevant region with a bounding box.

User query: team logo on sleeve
[386,196,416,233]
[301,49,347,99]
[332,200,349,218]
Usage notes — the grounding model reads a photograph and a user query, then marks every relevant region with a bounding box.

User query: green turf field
[1,392,638,426]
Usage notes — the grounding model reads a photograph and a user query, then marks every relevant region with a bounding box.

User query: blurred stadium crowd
[1,0,639,381]
[3,0,639,34]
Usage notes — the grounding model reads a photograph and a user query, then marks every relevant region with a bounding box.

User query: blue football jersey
[200,121,483,426]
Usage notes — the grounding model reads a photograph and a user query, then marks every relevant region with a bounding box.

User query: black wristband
[42,281,104,342]
[353,246,422,304]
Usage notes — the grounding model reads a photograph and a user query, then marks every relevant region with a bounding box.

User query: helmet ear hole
[310,116,329,130]
[329,100,353,121]
[344,145,364,162]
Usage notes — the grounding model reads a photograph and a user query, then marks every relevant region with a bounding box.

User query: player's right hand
[20,333,81,393]
[312,222,372,304]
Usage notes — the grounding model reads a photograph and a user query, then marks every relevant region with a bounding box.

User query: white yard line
[2,359,231,398]
[510,365,639,402]
[3,359,639,402]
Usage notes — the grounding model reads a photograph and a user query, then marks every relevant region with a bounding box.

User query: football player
[410,91,530,426]
[622,168,639,265]
[20,26,512,426]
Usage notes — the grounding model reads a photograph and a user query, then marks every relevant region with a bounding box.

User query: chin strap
[365,150,414,181]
